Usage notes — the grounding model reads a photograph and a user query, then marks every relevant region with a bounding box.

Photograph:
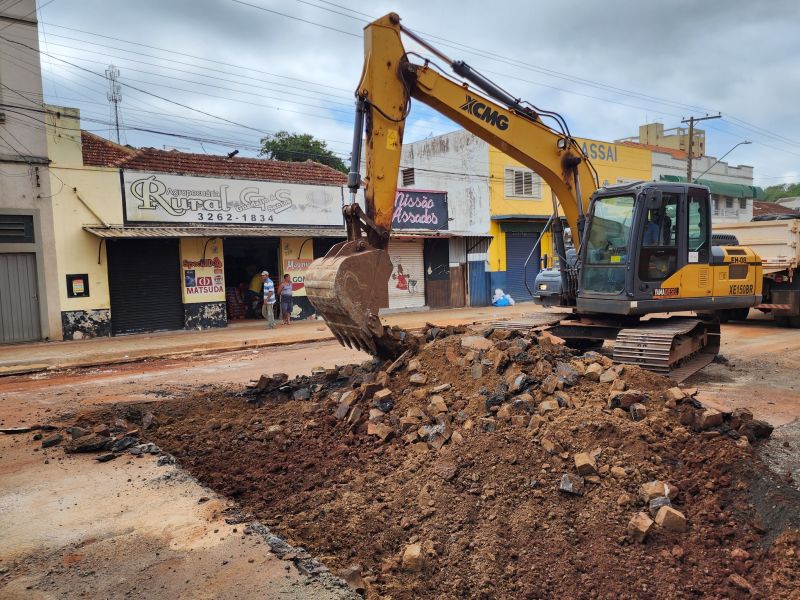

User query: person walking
[261,270,276,329]
[277,273,294,325]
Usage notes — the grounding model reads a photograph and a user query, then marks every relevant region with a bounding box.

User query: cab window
[688,195,710,263]
[638,194,678,282]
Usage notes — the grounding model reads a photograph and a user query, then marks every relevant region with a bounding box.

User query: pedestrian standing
[278,273,294,325]
[261,270,275,329]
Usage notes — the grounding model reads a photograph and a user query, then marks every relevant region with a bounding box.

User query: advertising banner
[180,238,225,303]
[280,237,315,298]
[392,189,448,230]
[123,171,344,226]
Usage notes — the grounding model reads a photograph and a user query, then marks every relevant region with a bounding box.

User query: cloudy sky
[21,0,800,186]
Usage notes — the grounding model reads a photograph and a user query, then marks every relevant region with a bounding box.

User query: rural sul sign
[122,171,345,226]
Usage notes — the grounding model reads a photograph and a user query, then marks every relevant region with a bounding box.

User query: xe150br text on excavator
[304,13,762,381]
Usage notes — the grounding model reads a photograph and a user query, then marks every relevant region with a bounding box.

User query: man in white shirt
[261,271,276,329]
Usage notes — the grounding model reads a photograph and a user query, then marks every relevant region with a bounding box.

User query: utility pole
[681,113,720,181]
[105,64,122,144]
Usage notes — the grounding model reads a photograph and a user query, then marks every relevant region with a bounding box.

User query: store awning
[659,175,765,199]
[83,225,348,238]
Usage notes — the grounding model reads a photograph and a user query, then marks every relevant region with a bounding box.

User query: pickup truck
[714,217,800,326]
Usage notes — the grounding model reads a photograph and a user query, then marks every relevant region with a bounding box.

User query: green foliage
[259,131,348,173]
[764,182,800,202]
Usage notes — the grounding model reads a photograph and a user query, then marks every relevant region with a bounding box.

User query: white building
[0,0,59,342]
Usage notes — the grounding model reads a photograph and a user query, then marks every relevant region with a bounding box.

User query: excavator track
[612,318,720,383]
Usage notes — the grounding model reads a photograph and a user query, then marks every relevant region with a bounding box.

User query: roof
[83,225,470,239]
[81,131,136,166]
[83,225,348,238]
[80,131,347,186]
[659,175,765,199]
[752,201,800,218]
[618,140,688,160]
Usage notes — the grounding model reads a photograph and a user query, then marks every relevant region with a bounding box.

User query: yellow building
[486,137,652,300]
[45,107,352,340]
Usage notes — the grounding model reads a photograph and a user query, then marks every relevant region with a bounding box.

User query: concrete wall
[398,130,490,234]
[0,0,60,340]
[46,106,124,339]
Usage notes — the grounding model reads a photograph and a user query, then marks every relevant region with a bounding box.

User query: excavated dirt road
[1,313,798,598]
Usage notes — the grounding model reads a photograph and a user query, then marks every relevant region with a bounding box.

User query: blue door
[468,259,491,306]
[505,232,540,303]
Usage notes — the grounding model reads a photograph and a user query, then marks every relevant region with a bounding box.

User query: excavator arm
[305,13,597,356]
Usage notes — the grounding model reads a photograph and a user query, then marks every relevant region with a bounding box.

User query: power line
[0,33,273,136]
[39,21,352,93]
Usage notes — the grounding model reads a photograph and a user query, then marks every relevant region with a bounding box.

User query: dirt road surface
[1,311,798,597]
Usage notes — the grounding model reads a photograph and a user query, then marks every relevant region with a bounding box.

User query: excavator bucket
[304,240,393,356]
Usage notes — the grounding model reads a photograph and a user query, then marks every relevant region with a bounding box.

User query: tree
[258,131,348,173]
[764,182,800,202]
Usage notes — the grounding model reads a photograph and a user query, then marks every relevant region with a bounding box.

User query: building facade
[47,107,354,339]
[0,0,60,343]
[618,122,706,158]
[396,130,492,307]
[400,131,653,303]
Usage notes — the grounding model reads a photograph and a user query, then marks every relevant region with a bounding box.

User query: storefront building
[396,131,493,307]
[47,107,351,339]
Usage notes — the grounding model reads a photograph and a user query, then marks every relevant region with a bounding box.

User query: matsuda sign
[123,171,345,226]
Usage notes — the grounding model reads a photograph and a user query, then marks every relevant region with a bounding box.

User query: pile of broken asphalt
[60,324,798,599]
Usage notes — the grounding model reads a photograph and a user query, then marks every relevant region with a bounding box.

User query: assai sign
[392,189,448,230]
[123,171,344,226]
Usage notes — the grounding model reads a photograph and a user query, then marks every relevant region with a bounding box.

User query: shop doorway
[223,237,280,321]
[424,238,451,309]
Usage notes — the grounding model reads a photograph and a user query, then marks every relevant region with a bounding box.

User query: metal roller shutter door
[107,239,184,334]
[387,239,426,310]
[505,232,540,303]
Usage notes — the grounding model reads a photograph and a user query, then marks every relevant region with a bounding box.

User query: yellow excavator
[305,13,762,380]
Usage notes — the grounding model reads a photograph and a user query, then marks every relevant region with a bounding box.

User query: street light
[692,140,752,182]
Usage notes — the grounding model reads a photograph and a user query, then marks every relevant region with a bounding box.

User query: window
[0,214,34,243]
[401,168,415,186]
[725,197,734,209]
[739,198,747,210]
[504,167,541,199]
[688,195,710,263]
[582,195,635,294]
[639,194,678,282]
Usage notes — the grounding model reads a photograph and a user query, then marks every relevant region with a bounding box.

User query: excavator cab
[574,181,753,317]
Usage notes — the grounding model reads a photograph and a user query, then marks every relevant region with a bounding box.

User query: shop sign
[123,171,344,226]
[392,189,448,230]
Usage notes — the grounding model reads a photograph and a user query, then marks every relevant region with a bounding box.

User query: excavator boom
[305,13,596,356]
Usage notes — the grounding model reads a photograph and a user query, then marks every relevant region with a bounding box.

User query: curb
[0,334,338,377]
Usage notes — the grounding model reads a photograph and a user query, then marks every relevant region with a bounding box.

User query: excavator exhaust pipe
[304,240,393,356]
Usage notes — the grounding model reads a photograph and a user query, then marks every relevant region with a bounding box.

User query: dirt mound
[73,327,799,599]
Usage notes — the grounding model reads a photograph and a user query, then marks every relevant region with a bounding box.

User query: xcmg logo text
[460,95,509,131]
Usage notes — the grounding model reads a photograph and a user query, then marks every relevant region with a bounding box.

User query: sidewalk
[1,304,547,375]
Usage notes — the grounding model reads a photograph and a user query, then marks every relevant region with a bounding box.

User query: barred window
[401,168,415,186]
